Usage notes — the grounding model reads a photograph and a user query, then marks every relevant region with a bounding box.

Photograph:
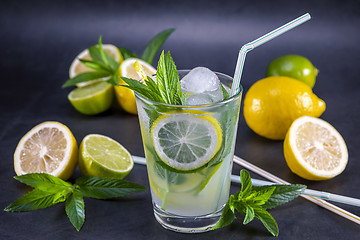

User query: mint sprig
[121,51,186,105]
[62,36,120,88]
[62,29,175,88]
[4,173,146,231]
[212,170,306,237]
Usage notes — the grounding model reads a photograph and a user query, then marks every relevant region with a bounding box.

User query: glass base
[153,204,224,233]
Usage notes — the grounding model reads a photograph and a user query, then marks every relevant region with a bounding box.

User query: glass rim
[135,70,243,110]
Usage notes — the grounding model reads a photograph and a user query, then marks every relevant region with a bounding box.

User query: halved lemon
[114,58,156,115]
[69,44,123,87]
[284,116,348,180]
[151,111,222,171]
[78,134,134,179]
[14,122,78,180]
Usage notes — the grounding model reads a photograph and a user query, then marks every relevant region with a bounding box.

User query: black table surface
[1,0,360,239]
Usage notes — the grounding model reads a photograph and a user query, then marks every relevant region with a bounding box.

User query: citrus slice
[68,81,114,115]
[79,134,134,179]
[69,44,123,87]
[14,122,78,180]
[114,58,156,115]
[151,112,222,171]
[284,116,348,180]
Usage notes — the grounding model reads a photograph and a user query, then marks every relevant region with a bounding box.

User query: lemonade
[135,69,242,232]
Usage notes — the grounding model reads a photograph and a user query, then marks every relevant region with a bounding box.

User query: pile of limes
[243,55,348,180]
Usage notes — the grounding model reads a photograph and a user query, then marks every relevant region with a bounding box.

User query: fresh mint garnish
[212,169,306,237]
[118,47,138,60]
[4,173,146,231]
[121,50,186,105]
[62,29,175,88]
[141,28,175,64]
[62,36,120,88]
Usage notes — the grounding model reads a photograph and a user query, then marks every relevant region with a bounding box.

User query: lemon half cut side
[114,58,156,115]
[284,116,348,180]
[14,121,78,180]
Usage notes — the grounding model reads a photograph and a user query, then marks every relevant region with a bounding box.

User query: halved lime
[68,81,114,115]
[151,112,222,171]
[78,134,134,179]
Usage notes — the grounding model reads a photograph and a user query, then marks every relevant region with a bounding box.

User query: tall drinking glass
[135,70,242,233]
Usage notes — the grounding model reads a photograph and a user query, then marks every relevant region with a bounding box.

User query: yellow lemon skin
[114,77,138,115]
[243,76,325,140]
[57,132,78,180]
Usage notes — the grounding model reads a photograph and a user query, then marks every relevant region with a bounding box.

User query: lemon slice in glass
[69,44,123,87]
[114,58,156,115]
[14,121,78,180]
[68,81,114,115]
[151,112,222,171]
[284,116,348,180]
[79,134,134,179]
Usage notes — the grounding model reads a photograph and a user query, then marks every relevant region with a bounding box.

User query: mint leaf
[97,35,109,67]
[243,206,255,224]
[75,176,146,199]
[62,71,110,88]
[4,189,67,212]
[14,173,72,193]
[107,74,120,86]
[253,184,306,210]
[156,51,184,105]
[79,59,110,73]
[141,28,175,64]
[118,47,138,59]
[120,76,163,103]
[239,169,252,197]
[221,84,230,100]
[248,186,276,206]
[65,188,85,231]
[253,206,279,237]
[212,195,236,230]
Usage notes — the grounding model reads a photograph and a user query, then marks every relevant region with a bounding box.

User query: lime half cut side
[79,134,134,179]
[151,112,222,171]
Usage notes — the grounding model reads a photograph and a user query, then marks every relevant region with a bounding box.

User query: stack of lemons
[243,55,348,180]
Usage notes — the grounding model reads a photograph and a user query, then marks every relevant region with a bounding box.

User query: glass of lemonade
[135,69,242,233]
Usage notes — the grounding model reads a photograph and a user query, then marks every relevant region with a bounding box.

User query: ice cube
[180,67,221,93]
[180,67,224,105]
[186,93,214,105]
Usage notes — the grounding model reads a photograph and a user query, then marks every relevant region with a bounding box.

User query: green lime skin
[68,81,114,115]
[266,55,318,88]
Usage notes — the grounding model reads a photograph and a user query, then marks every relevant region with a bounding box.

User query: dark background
[1,0,360,239]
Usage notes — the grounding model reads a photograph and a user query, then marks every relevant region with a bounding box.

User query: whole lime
[266,55,318,88]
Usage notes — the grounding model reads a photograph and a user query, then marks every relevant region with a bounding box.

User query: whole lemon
[267,55,318,88]
[243,76,325,140]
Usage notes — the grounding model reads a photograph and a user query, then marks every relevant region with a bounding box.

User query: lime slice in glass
[79,134,134,179]
[68,81,114,115]
[151,112,222,171]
